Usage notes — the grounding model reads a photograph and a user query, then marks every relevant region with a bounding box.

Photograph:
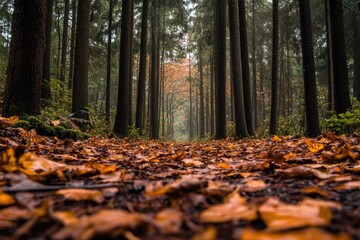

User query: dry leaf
[182,158,205,167]
[259,197,332,231]
[55,189,104,203]
[242,179,267,192]
[154,208,183,234]
[52,211,79,226]
[336,181,360,190]
[241,227,350,240]
[0,191,15,206]
[191,227,217,240]
[199,192,256,223]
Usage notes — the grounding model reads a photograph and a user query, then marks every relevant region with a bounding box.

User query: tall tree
[60,0,70,83]
[113,0,134,137]
[105,0,113,123]
[353,4,360,101]
[135,0,149,133]
[269,0,279,135]
[214,0,227,139]
[229,0,248,138]
[324,0,334,110]
[298,0,320,137]
[68,0,76,89]
[198,46,205,138]
[3,0,46,117]
[72,0,90,120]
[329,0,351,114]
[42,0,54,102]
[251,0,258,130]
[150,0,160,139]
[238,0,254,136]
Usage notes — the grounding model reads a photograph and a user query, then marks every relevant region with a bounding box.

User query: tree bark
[251,0,258,130]
[198,46,205,138]
[41,0,54,102]
[353,6,360,101]
[60,0,69,83]
[324,0,334,111]
[298,0,320,137]
[3,0,46,117]
[105,0,113,123]
[150,0,160,139]
[269,0,279,135]
[238,0,253,136]
[229,0,249,138]
[72,0,90,120]
[136,0,149,133]
[113,0,134,137]
[214,0,227,139]
[329,0,351,114]
[68,0,76,89]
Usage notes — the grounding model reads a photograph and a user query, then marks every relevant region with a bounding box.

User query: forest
[0,0,360,239]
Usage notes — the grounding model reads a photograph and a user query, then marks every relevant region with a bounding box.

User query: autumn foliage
[0,116,359,239]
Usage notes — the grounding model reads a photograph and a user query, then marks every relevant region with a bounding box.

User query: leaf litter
[0,118,360,239]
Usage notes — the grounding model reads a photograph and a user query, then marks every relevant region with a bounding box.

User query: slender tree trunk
[229,0,248,138]
[269,0,279,135]
[188,53,193,140]
[238,0,253,136]
[150,0,160,139]
[56,1,61,79]
[128,1,134,127]
[3,0,46,117]
[353,6,360,101]
[324,0,334,111]
[299,0,320,137]
[68,0,76,89]
[136,0,149,133]
[214,0,227,139]
[60,0,69,83]
[42,0,54,102]
[113,0,134,137]
[72,0,90,120]
[198,47,205,138]
[329,0,351,114]
[251,0,257,130]
[210,55,215,136]
[105,0,113,123]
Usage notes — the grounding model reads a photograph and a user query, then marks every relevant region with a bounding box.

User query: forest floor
[0,118,360,239]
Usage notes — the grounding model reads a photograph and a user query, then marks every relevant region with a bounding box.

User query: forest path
[0,124,359,239]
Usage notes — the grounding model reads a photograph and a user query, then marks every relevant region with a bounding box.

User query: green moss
[59,122,72,129]
[13,120,31,130]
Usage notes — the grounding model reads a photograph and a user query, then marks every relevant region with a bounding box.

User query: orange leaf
[55,189,104,203]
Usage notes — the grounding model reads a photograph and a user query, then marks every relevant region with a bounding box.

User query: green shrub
[325,109,360,134]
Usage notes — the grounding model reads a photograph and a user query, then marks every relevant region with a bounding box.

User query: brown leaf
[242,179,267,192]
[0,191,15,206]
[199,192,256,223]
[336,181,360,190]
[191,227,217,240]
[259,197,332,231]
[55,189,104,203]
[240,227,350,240]
[154,208,183,234]
[182,158,205,167]
[52,211,79,226]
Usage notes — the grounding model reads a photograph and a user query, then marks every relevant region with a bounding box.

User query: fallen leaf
[53,210,151,240]
[154,208,183,234]
[191,227,217,240]
[336,181,360,190]
[199,192,256,223]
[182,158,204,167]
[0,191,15,206]
[305,139,324,153]
[259,197,332,231]
[242,179,267,192]
[241,227,350,240]
[55,189,104,203]
[52,211,79,226]
[217,162,232,169]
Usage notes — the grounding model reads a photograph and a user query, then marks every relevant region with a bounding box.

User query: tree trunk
[298,0,320,137]
[229,0,248,138]
[128,1,135,127]
[105,0,113,123]
[3,0,46,117]
[60,0,69,83]
[41,0,54,102]
[210,55,214,136]
[198,47,205,138]
[68,0,76,89]
[238,0,253,136]
[188,53,193,140]
[150,0,160,139]
[214,0,227,139]
[329,0,351,114]
[72,0,90,120]
[251,0,257,130]
[136,0,149,133]
[269,0,279,135]
[353,6,360,101]
[324,0,334,111]
[113,0,134,137]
